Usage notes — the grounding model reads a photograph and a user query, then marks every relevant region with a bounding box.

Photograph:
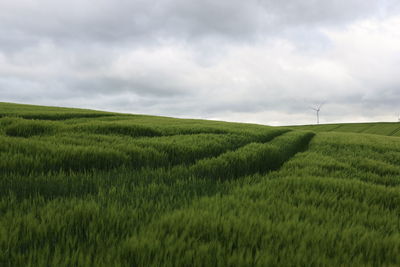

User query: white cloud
[0,1,400,125]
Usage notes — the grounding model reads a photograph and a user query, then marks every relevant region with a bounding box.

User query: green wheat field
[1,102,400,266]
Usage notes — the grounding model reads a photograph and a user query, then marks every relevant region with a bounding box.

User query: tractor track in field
[152,129,291,169]
[126,132,316,244]
[273,131,315,169]
[191,131,315,180]
[388,126,400,136]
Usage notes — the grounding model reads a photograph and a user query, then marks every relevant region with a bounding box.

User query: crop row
[295,122,400,137]
[0,131,312,200]
[2,129,399,266]
[119,132,400,267]
[2,103,400,266]
[1,116,287,138]
[0,127,288,174]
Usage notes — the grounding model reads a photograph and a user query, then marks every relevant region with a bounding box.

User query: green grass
[293,122,400,136]
[1,102,400,266]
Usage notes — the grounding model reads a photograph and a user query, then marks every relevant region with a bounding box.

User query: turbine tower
[311,103,323,125]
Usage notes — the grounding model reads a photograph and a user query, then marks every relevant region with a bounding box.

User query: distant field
[293,122,400,136]
[1,103,400,266]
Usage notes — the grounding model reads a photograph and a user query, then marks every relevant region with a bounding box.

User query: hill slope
[1,103,399,266]
[293,122,400,136]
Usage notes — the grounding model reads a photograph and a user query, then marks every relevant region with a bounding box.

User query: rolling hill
[293,122,400,137]
[1,102,399,266]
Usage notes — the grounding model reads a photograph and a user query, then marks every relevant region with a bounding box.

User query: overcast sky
[1,0,400,125]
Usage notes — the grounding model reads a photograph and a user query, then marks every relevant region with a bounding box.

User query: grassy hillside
[293,122,400,136]
[1,103,400,266]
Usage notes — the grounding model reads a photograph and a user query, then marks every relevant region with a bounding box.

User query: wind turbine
[311,103,323,125]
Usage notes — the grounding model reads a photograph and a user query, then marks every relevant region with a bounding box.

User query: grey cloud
[66,76,191,97]
[1,0,400,125]
[1,0,398,47]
